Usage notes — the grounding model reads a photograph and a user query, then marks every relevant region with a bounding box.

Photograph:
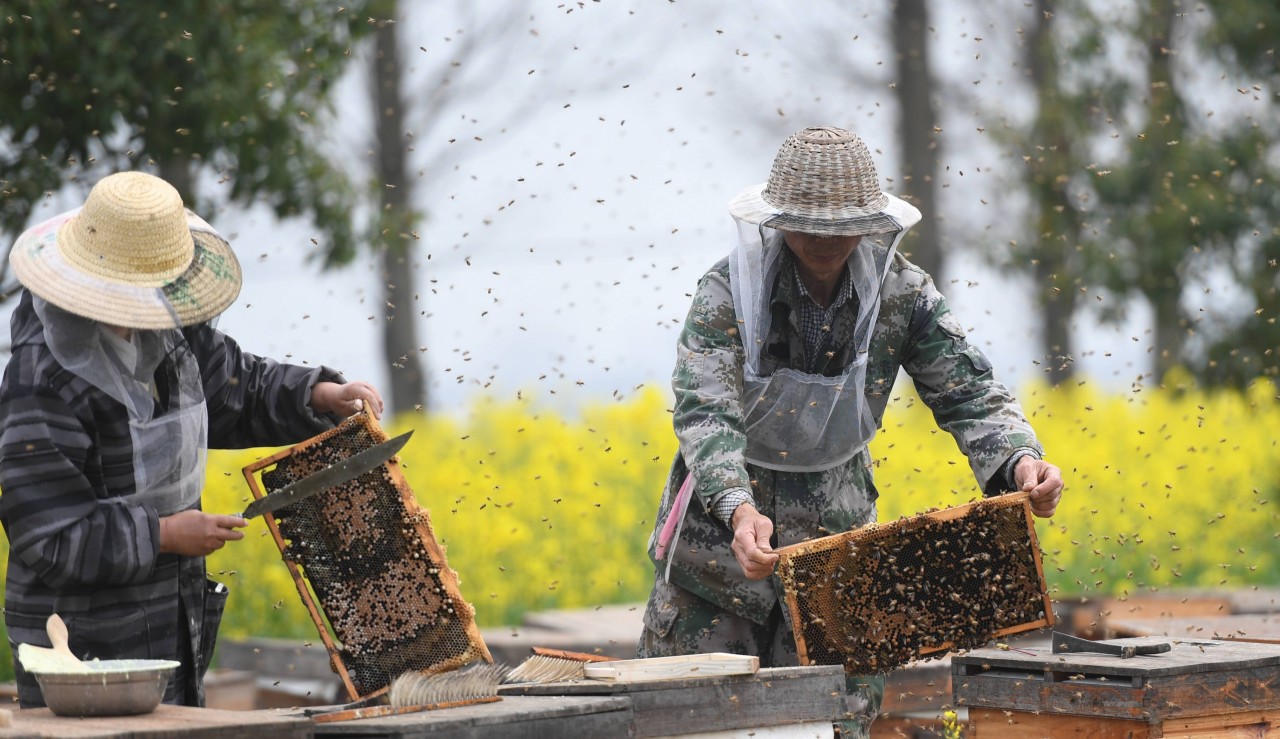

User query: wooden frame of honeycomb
[241,413,491,701]
[776,491,1054,675]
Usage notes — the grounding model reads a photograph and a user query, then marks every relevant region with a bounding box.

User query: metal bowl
[31,659,179,717]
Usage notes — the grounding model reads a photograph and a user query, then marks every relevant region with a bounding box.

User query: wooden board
[0,704,312,738]
[1071,594,1231,639]
[953,638,1280,722]
[870,711,958,738]
[880,656,953,713]
[583,653,758,683]
[1108,614,1280,644]
[968,707,1280,738]
[502,665,845,738]
[309,695,632,739]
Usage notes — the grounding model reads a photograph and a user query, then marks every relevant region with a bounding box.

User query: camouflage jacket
[646,252,1043,626]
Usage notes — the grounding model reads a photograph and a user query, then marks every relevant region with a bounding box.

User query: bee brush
[309,663,508,723]
[503,647,618,685]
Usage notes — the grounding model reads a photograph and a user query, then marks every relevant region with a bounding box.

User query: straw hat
[728,126,911,237]
[9,172,242,329]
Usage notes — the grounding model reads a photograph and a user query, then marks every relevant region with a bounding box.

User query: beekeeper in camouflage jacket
[639,127,1064,736]
[0,172,384,708]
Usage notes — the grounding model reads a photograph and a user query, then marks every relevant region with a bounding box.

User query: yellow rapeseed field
[1,377,1277,678]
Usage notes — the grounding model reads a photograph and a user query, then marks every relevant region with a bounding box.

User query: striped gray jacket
[0,289,342,706]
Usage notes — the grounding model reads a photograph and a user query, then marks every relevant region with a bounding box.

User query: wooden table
[0,704,312,738]
[501,665,845,738]
[307,695,631,739]
[1108,613,1280,644]
[953,638,1280,737]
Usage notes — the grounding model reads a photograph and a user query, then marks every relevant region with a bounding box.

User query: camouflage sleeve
[671,265,752,513]
[901,275,1043,494]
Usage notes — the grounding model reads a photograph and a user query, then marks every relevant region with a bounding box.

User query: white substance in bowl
[16,644,90,674]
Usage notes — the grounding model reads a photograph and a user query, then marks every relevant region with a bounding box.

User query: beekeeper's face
[782,231,863,285]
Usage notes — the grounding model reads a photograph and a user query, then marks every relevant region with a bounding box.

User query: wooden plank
[957,663,1280,720]
[955,641,1280,721]
[968,707,1154,738]
[870,709,960,738]
[310,695,633,739]
[1160,708,1280,737]
[880,657,952,713]
[502,665,845,738]
[0,705,313,738]
[955,667,1148,720]
[969,707,1280,738]
[1108,615,1280,644]
[217,638,342,681]
[479,624,636,666]
[677,722,835,738]
[1225,588,1280,615]
[518,605,645,637]
[583,653,758,683]
[1073,594,1231,639]
[953,639,1280,679]
[621,668,841,738]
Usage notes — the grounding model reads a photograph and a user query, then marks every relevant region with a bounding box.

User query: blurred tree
[1083,0,1278,385]
[0,1,375,296]
[892,0,943,282]
[357,2,541,413]
[1192,0,1280,385]
[1006,0,1102,385]
[368,4,426,414]
[1008,0,1277,387]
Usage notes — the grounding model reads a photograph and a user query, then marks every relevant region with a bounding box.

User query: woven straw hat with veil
[7,171,241,516]
[9,171,242,330]
[726,126,922,472]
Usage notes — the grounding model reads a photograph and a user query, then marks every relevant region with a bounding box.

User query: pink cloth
[654,474,694,560]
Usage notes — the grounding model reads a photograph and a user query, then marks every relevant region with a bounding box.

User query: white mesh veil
[32,296,208,517]
[728,197,921,471]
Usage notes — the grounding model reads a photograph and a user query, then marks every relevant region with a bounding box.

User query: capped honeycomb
[242,414,490,701]
[777,492,1052,675]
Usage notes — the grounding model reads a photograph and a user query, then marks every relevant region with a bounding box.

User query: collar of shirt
[792,262,856,371]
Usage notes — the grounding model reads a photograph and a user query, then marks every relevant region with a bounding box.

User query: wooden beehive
[776,492,1053,675]
[242,414,491,701]
[953,638,1280,737]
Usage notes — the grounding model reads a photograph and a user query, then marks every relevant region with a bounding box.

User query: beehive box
[953,638,1280,737]
[777,492,1053,675]
[242,414,491,701]
[501,665,846,738]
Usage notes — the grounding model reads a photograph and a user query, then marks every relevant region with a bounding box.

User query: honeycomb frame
[241,413,491,701]
[776,492,1054,675]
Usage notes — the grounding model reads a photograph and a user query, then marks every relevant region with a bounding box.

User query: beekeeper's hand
[159,511,247,556]
[1014,457,1064,517]
[731,504,779,580]
[312,380,384,420]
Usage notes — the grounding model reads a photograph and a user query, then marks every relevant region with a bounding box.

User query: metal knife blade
[243,431,413,519]
[1051,631,1171,658]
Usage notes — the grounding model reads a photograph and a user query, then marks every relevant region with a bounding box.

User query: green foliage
[0,0,375,269]
[1008,0,1280,386]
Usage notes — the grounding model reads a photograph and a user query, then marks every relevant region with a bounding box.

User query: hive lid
[954,638,1280,678]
